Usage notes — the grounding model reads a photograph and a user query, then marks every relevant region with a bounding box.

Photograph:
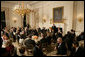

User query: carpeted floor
[12,41,59,56]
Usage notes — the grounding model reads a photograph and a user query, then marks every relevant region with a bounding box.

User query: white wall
[1,2,32,28]
[1,7,10,29]
[9,8,22,28]
[32,1,74,34]
[76,1,84,35]
[1,1,84,35]
[1,2,22,28]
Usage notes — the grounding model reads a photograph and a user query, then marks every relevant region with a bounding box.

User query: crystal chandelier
[14,2,32,16]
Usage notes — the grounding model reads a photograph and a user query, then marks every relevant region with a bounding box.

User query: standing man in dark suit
[52,24,57,43]
[52,24,57,33]
[55,37,67,55]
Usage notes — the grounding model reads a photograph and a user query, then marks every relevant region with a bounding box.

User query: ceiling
[1,1,41,6]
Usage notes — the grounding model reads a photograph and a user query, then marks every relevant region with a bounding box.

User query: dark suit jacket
[40,38,47,43]
[60,28,62,33]
[73,47,84,56]
[57,32,62,38]
[33,46,44,56]
[52,26,57,33]
[56,27,62,33]
[77,34,84,41]
[4,32,9,38]
[20,34,26,39]
[56,42,67,55]
[0,37,3,48]
[26,24,30,28]
[46,36,51,45]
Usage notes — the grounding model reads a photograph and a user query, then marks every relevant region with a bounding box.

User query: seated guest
[57,27,63,38]
[71,41,84,56]
[40,33,47,44]
[1,48,9,56]
[51,29,56,43]
[33,42,46,56]
[2,35,9,48]
[37,27,41,33]
[3,27,9,38]
[24,27,29,36]
[16,30,21,42]
[0,37,3,48]
[58,27,62,33]
[19,37,24,45]
[63,31,70,40]
[46,32,51,45]
[24,35,36,47]
[70,29,76,41]
[19,47,25,56]
[63,31,73,51]
[20,30,26,39]
[5,40,14,56]
[57,32,62,38]
[49,27,52,32]
[41,27,47,35]
[9,28,14,38]
[55,37,67,55]
[77,32,84,41]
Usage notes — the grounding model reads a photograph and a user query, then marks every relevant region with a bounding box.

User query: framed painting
[53,6,64,23]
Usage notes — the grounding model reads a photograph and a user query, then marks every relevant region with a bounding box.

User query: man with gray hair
[55,37,67,55]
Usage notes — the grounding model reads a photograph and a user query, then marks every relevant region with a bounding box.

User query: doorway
[1,11,6,29]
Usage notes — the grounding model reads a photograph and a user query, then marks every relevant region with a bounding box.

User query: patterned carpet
[12,41,68,56]
[12,41,62,56]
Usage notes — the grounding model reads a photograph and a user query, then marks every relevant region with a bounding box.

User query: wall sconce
[43,15,46,23]
[13,18,17,23]
[43,19,46,23]
[50,19,53,24]
[14,20,16,23]
[77,14,83,22]
[78,17,83,22]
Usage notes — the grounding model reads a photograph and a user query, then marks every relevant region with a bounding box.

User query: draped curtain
[23,14,26,27]
[1,11,6,29]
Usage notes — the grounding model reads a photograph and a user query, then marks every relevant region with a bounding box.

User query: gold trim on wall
[53,6,64,23]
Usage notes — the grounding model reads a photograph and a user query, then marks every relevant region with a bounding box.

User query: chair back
[27,44,34,49]
[41,43,47,48]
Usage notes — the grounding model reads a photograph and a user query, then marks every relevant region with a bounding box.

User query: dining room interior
[1,1,84,56]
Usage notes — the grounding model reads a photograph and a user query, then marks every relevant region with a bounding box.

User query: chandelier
[14,2,32,16]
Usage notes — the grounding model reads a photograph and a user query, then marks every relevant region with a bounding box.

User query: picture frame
[53,6,64,23]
